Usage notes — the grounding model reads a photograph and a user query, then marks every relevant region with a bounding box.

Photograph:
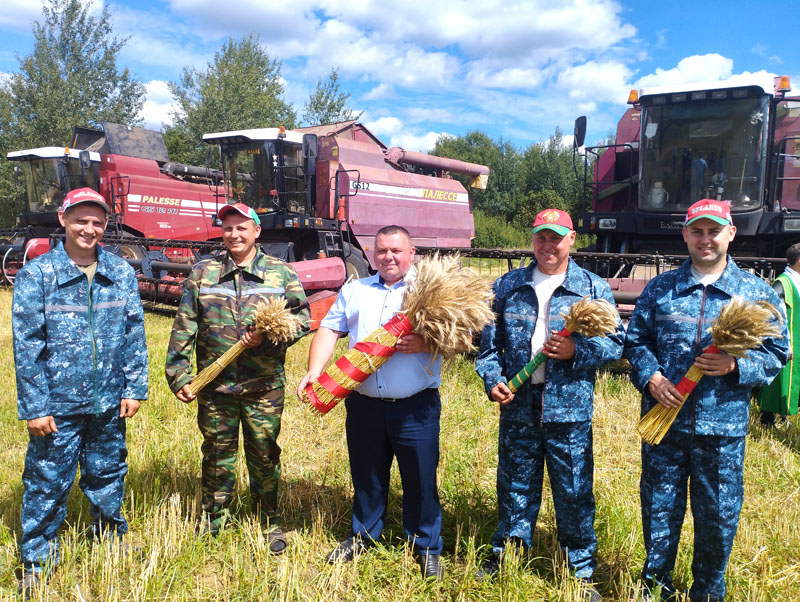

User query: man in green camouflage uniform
[165,202,309,553]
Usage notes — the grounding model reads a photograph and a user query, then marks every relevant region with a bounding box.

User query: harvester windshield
[640,94,768,213]
[8,150,100,215]
[220,140,306,215]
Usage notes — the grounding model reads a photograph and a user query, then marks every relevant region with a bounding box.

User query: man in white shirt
[297,225,444,579]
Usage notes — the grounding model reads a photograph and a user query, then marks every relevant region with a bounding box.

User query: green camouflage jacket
[165,247,310,396]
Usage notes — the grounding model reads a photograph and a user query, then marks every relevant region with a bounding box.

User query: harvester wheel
[118,243,145,261]
[343,243,370,280]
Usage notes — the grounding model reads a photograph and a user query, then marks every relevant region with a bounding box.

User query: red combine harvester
[572,74,800,302]
[2,121,489,326]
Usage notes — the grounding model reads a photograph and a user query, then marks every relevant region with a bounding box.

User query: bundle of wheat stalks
[508,297,619,392]
[187,297,304,396]
[304,253,495,414]
[638,296,783,445]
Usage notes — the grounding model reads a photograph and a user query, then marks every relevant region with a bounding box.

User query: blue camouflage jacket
[624,257,789,437]
[476,258,624,423]
[12,241,149,420]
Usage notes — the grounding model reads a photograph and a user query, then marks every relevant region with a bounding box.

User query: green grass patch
[0,287,799,600]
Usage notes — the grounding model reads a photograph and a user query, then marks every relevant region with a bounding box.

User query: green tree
[164,35,295,166]
[0,0,145,225]
[516,127,584,218]
[432,131,521,220]
[302,68,361,126]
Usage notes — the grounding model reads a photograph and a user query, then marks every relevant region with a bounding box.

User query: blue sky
[1,0,798,152]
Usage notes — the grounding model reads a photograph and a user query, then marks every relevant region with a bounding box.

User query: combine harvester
[572,73,800,304]
[1,121,489,326]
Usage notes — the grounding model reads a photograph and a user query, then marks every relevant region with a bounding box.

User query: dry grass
[0,288,799,600]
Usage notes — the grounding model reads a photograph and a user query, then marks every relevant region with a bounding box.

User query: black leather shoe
[325,537,370,563]
[418,552,444,580]
[578,579,602,602]
[475,555,500,580]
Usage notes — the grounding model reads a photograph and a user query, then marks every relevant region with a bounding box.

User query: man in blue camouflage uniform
[625,200,788,602]
[165,202,309,554]
[476,209,624,601]
[12,188,148,595]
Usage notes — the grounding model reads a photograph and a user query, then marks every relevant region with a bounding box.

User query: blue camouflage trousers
[21,409,128,569]
[493,403,597,579]
[641,431,746,601]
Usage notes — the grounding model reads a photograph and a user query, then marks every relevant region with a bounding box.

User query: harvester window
[220,140,307,215]
[640,96,767,213]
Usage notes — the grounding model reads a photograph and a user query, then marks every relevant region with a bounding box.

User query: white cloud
[388,131,448,153]
[365,116,403,137]
[557,60,633,104]
[466,66,544,91]
[634,54,733,89]
[362,83,394,101]
[634,55,778,96]
[0,1,42,30]
[405,107,455,124]
[138,80,178,130]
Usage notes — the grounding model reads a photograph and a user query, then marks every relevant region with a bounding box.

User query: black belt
[358,388,435,403]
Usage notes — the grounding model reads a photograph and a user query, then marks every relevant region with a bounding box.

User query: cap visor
[685,215,730,227]
[532,224,571,236]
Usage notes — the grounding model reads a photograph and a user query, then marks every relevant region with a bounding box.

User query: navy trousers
[492,411,597,579]
[344,388,443,554]
[641,431,746,602]
[21,409,129,568]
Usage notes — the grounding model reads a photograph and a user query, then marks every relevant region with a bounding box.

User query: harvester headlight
[777,75,792,94]
[783,218,800,231]
[598,218,617,230]
[627,89,639,104]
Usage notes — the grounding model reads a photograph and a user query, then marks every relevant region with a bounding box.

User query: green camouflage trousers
[197,389,283,530]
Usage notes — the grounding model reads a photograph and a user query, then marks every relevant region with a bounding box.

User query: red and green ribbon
[507,327,570,393]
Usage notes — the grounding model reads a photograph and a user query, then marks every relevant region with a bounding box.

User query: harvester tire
[343,243,370,280]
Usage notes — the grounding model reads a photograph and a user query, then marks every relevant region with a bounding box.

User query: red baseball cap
[532,208,573,236]
[60,187,110,214]
[684,199,732,227]
[217,202,261,225]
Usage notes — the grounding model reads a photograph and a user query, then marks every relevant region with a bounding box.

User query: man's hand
[27,416,57,437]
[395,333,429,354]
[694,350,737,377]
[490,382,515,405]
[176,385,197,404]
[297,369,321,400]
[647,372,685,408]
[542,331,575,360]
[120,398,140,418]
[241,327,264,348]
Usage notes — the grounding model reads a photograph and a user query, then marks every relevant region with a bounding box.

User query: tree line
[0,0,590,243]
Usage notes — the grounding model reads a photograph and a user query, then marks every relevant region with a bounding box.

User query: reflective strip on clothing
[94,300,127,309]
[655,313,699,324]
[45,304,88,312]
[243,287,285,295]
[199,287,237,296]
[506,312,535,321]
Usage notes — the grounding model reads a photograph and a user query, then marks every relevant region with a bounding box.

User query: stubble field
[0,288,798,601]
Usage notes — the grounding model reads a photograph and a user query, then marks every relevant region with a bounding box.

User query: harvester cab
[6,146,100,227]
[575,74,800,259]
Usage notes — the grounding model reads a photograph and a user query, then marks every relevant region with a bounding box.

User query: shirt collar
[675,256,739,295]
[374,265,415,289]
[53,240,114,286]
